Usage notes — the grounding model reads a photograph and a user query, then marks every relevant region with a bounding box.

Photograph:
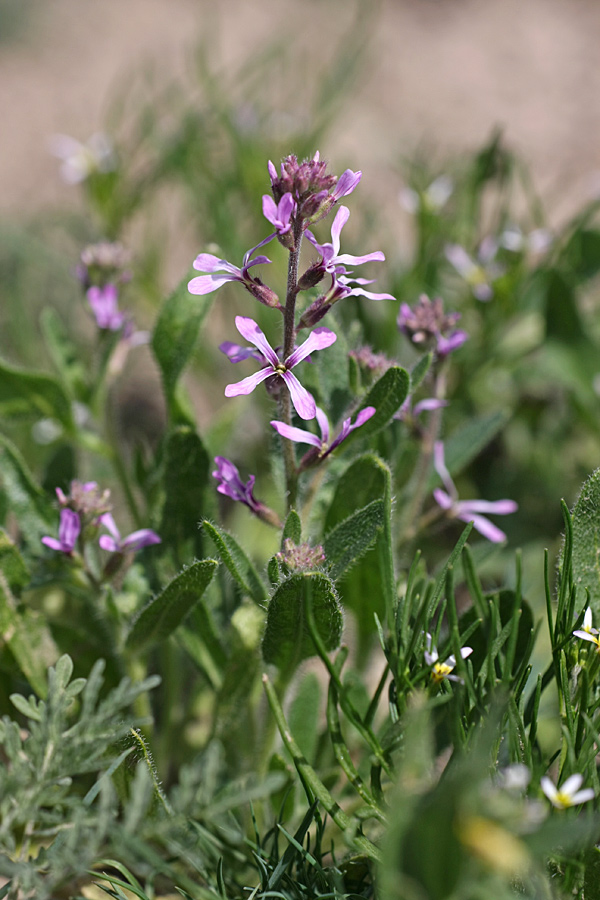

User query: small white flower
[573,606,600,650]
[424,632,472,684]
[399,175,454,215]
[48,132,116,184]
[540,773,594,809]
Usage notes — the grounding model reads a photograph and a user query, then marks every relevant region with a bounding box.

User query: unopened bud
[297,263,326,291]
[246,280,282,309]
[298,296,331,329]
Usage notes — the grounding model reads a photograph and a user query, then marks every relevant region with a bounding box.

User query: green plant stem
[398,361,447,544]
[263,674,382,862]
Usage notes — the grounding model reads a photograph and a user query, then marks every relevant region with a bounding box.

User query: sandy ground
[1,0,600,223]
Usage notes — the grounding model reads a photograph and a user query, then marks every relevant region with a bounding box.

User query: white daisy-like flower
[540,773,594,809]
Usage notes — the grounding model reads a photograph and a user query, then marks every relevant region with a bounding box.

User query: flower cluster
[398,293,467,358]
[42,480,160,561]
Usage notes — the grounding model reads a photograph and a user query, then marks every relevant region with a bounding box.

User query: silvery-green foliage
[0,653,159,898]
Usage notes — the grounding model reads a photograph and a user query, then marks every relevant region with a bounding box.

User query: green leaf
[126,559,218,653]
[440,410,509,481]
[0,578,57,698]
[0,528,29,591]
[543,268,585,343]
[324,453,388,533]
[288,672,322,763]
[571,468,600,617]
[353,366,409,440]
[262,572,343,673]
[562,228,600,283]
[410,352,433,391]
[0,433,54,546]
[203,520,267,605]
[160,427,209,559]
[152,273,212,420]
[281,509,302,548]
[0,357,75,430]
[323,499,384,581]
[40,307,87,399]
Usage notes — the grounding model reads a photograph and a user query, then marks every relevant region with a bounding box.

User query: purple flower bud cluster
[397,294,468,358]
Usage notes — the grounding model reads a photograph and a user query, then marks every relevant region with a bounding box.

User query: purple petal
[286,327,337,368]
[473,283,493,302]
[234,316,279,367]
[219,341,262,364]
[192,253,240,274]
[335,250,386,268]
[188,273,240,295]
[262,195,279,226]
[437,330,468,356]
[281,371,317,420]
[433,441,456,497]
[270,420,322,448]
[225,366,274,397]
[330,206,350,256]
[87,285,124,331]
[458,511,507,543]
[121,529,162,551]
[99,512,120,542]
[445,244,475,277]
[458,498,518,515]
[59,509,81,550]
[268,160,278,185]
[332,169,362,201]
[41,536,64,552]
[413,398,448,416]
[99,535,119,552]
[315,407,330,444]
[434,488,454,511]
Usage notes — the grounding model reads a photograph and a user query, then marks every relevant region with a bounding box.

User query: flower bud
[245,280,282,309]
[297,263,326,291]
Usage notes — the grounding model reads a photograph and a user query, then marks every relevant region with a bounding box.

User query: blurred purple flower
[224,316,336,420]
[98,513,161,553]
[271,406,376,466]
[397,294,467,358]
[42,508,80,554]
[87,284,125,331]
[433,441,517,543]
[394,396,448,423]
[330,168,362,202]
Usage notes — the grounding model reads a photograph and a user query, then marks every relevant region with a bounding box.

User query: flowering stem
[398,362,448,544]
[279,220,305,509]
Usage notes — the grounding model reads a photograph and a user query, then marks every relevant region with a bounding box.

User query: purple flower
[224,316,336,420]
[42,509,81,554]
[262,192,296,235]
[394,396,448,423]
[433,441,517,543]
[212,457,281,526]
[397,295,467,358]
[305,206,386,276]
[332,273,395,302]
[270,406,376,466]
[87,284,125,331]
[212,456,262,512]
[98,513,161,553]
[188,242,272,297]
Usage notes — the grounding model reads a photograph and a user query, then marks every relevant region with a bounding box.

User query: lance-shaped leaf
[40,307,88,400]
[434,410,508,484]
[324,453,389,533]
[352,366,409,440]
[203,520,267,605]
[126,558,218,653]
[281,509,302,547]
[571,468,600,617]
[160,427,209,559]
[152,273,213,420]
[323,499,384,581]
[0,357,75,431]
[262,571,343,674]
